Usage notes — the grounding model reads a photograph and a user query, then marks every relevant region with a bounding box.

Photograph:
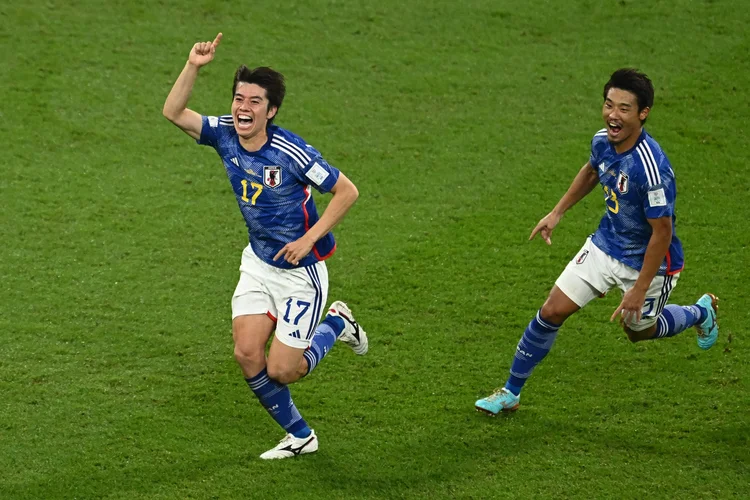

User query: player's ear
[639,107,650,122]
[267,106,278,121]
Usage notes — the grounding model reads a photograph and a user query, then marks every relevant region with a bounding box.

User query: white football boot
[328,301,368,355]
[259,430,318,460]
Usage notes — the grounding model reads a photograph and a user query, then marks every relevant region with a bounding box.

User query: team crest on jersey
[617,172,629,194]
[264,166,282,188]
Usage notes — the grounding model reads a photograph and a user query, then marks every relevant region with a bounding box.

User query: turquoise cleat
[695,293,719,350]
[475,388,520,415]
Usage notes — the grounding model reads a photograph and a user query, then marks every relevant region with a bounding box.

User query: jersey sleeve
[282,144,341,193]
[299,156,341,194]
[641,160,676,219]
[589,131,607,169]
[589,140,599,168]
[196,115,227,150]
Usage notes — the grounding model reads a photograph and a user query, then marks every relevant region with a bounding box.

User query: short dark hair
[232,66,286,124]
[603,68,654,124]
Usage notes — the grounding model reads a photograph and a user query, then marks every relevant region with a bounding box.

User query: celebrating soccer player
[163,33,368,457]
[475,68,719,415]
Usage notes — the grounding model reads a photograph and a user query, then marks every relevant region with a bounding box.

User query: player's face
[231,82,277,140]
[602,88,649,152]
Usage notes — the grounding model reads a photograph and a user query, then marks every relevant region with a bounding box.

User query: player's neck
[613,127,643,154]
[239,130,269,152]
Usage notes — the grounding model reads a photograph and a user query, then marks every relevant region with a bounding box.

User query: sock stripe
[508,316,559,381]
[523,331,557,349]
[303,350,317,373]
[247,374,271,390]
[656,315,668,338]
[535,311,561,331]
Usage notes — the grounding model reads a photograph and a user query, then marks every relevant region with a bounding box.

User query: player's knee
[539,302,568,326]
[266,361,298,385]
[233,344,265,371]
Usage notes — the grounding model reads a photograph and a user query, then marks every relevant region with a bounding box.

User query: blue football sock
[505,311,561,396]
[246,369,311,438]
[303,316,345,375]
[653,304,705,339]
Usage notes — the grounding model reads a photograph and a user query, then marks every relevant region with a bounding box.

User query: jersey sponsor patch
[648,188,667,207]
[208,116,219,127]
[305,162,329,186]
[264,166,282,187]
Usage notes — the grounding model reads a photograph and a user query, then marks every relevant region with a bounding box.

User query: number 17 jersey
[198,116,340,269]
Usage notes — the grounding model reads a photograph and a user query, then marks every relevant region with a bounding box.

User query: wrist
[302,232,318,245]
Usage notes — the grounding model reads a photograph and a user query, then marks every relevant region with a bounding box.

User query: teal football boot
[475,388,520,415]
[695,293,719,350]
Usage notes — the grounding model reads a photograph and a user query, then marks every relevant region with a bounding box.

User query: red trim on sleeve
[266,311,277,322]
[313,243,337,261]
[666,266,683,276]
[301,186,337,261]
[664,252,684,275]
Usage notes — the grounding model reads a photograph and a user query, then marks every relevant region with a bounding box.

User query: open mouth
[237,114,254,129]
[608,121,622,136]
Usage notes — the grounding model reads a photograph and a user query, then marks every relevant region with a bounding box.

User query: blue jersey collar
[608,128,647,159]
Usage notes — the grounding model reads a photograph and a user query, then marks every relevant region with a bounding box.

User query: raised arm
[529,161,600,245]
[163,33,223,140]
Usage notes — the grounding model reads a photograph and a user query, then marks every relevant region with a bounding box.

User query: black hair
[232,66,286,124]
[603,68,654,124]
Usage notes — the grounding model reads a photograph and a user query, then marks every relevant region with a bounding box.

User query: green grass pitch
[1,0,748,498]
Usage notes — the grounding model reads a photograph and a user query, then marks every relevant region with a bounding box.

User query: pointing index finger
[213,32,223,47]
[610,305,622,322]
[273,246,286,261]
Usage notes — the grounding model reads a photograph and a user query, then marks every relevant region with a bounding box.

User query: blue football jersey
[588,128,684,275]
[198,115,339,269]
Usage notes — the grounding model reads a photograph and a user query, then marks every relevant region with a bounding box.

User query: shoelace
[277,434,295,446]
[485,388,509,402]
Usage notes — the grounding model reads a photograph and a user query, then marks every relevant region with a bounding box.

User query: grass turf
[1,0,748,498]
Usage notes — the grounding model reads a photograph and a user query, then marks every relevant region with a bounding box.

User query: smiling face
[231,82,278,149]
[602,87,650,153]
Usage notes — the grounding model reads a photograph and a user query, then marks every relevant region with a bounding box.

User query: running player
[475,68,719,415]
[163,33,368,457]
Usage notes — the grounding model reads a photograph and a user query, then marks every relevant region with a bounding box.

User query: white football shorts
[555,237,680,331]
[231,244,329,349]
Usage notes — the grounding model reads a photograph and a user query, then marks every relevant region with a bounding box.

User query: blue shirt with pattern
[589,128,684,275]
[198,115,339,269]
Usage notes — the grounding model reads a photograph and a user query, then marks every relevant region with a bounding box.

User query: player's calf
[267,358,306,385]
[266,336,312,384]
[539,285,581,326]
[623,325,657,343]
[233,344,266,378]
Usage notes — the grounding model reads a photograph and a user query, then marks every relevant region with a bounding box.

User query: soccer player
[475,68,719,415]
[163,33,369,458]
